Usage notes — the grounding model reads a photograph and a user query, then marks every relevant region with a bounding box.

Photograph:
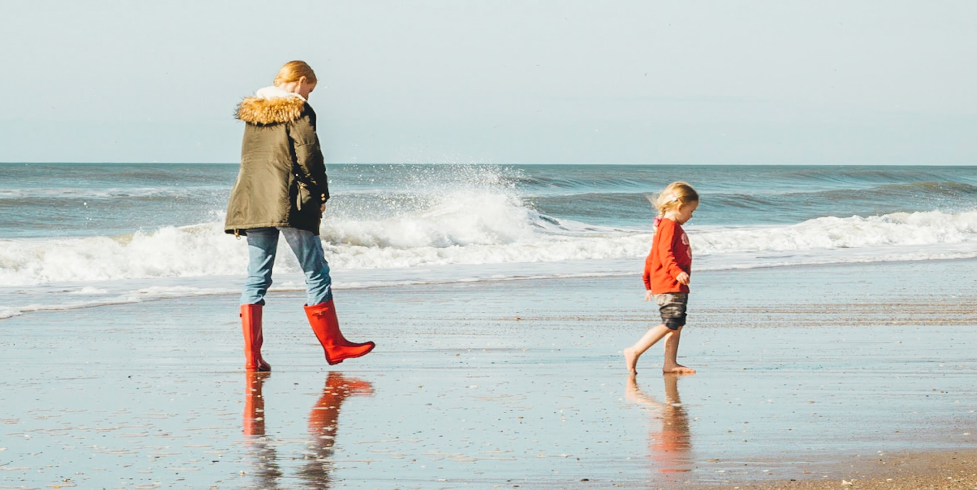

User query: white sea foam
[2,186,977,288]
[0,284,237,320]
[3,206,977,319]
[693,210,977,256]
[66,286,109,295]
[0,223,248,286]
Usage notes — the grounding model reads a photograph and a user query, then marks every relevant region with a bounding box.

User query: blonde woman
[225,61,374,371]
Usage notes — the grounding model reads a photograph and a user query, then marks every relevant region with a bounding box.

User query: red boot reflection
[300,372,374,489]
[243,371,282,487]
[244,371,270,436]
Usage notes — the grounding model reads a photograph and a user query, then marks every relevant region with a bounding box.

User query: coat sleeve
[656,220,685,280]
[288,107,330,203]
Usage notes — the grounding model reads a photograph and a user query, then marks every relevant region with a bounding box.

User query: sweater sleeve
[656,220,685,280]
[642,251,653,290]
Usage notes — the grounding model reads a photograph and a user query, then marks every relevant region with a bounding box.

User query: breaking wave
[3,187,977,287]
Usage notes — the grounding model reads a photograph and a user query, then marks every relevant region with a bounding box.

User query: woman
[225,60,374,371]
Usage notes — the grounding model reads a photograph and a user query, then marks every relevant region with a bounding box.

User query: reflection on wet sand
[300,373,375,489]
[626,374,693,474]
[243,372,374,489]
[243,371,282,489]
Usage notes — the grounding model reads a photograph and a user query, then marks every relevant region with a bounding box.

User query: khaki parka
[224,89,329,236]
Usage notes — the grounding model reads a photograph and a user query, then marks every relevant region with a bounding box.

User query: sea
[2,163,976,320]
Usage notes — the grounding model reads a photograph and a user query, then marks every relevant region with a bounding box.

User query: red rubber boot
[304,300,375,365]
[241,304,272,372]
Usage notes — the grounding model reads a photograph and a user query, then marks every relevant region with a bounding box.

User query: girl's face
[279,77,317,100]
[671,200,698,224]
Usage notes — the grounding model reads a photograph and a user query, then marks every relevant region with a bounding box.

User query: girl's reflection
[626,374,693,474]
[242,372,374,490]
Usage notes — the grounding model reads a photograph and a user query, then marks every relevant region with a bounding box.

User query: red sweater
[643,218,692,294]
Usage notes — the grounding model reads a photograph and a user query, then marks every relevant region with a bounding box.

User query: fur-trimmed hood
[235,86,308,125]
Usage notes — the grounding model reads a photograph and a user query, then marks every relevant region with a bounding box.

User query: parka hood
[235,86,308,125]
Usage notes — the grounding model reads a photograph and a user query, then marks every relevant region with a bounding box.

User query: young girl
[624,181,699,375]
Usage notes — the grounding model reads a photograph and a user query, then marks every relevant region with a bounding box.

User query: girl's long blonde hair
[274,60,317,86]
[650,181,699,215]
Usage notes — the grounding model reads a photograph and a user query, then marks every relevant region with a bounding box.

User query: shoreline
[4,254,977,322]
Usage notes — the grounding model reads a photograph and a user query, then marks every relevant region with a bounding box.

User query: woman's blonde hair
[653,181,699,214]
[274,60,317,86]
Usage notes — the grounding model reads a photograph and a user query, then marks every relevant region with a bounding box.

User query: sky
[1,0,975,165]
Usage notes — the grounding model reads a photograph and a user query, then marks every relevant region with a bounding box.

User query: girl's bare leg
[624,324,672,374]
[662,327,696,374]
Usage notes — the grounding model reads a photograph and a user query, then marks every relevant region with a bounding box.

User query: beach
[4,0,977,482]
[3,258,976,489]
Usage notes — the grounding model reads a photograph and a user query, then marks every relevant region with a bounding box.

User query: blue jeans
[241,227,333,306]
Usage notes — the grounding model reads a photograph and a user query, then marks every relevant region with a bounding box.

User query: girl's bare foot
[624,347,638,374]
[663,363,696,375]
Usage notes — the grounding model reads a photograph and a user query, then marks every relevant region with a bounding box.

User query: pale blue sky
[1,0,975,164]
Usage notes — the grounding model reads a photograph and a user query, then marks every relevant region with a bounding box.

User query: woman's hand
[676,272,690,285]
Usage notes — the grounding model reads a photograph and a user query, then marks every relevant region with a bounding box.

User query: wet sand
[2,259,976,489]
[731,449,977,489]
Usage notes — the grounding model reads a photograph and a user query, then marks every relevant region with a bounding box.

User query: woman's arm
[288,108,329,203]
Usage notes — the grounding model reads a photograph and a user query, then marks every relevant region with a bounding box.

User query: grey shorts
[654,293,688,330]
